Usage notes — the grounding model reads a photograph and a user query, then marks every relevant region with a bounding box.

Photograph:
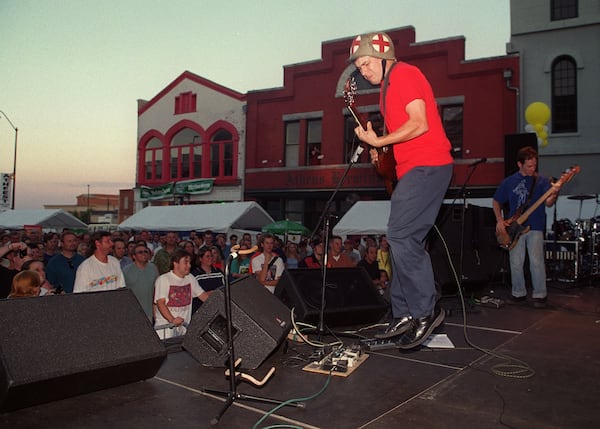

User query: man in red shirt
[351,32,453,349]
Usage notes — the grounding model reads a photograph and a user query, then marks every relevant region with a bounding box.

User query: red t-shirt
[381,62,453,179]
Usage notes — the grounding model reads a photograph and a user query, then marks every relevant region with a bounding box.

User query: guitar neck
[515,184,555,225]
[348,105,367,130]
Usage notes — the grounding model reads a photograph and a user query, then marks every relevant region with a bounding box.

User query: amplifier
[544,240,581,282]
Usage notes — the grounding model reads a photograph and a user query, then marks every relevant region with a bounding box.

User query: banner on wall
[140,178,215,200]
[1,173,12,209]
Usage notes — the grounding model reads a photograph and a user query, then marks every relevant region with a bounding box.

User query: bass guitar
[343,77,397,195]
[496,165,580,250]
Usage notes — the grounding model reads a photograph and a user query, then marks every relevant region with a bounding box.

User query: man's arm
[492,199,507,235]
[156,298,184,326]
[355,99,428,148]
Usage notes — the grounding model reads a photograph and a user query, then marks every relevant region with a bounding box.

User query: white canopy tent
[0,209,88,231]
[332,201,390,237]
[332,196,599,237]
[118,202,274,233]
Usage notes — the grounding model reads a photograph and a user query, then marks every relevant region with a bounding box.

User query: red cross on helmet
[348,32,395,62]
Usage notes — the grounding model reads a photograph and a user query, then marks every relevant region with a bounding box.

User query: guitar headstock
[343,77,357,107]
[558,165,581,185]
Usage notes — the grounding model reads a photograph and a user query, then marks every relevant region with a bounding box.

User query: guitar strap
[381,61,398,135]
[523,175,538,213]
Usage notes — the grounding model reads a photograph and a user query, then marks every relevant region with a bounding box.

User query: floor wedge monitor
[0,288,167,412]
[183,275,291,370]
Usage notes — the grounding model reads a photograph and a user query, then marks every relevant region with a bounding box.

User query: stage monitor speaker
[183,275,291,370]
[275,267,388,327]
[0,288,167,412]
[504,133,538,177]
[429,204,504,291]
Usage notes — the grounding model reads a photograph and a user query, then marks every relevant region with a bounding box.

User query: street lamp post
[0,110,18,210]
[87,184,91,224]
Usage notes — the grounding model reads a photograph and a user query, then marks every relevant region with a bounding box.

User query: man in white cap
[350,32,453,349]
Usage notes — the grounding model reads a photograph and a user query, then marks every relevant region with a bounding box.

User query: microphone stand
[437,160,481,293]
[203,245,303,426]
[308,143,364,343]
[457,163,480,285]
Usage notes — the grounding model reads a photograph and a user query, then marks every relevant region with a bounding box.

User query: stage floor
[2,280,600,429]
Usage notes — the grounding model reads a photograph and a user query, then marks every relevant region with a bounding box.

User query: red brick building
[244,27,519,228]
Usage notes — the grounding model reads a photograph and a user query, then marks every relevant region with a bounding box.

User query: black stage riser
[183,275,291,370]
[0,289,167,412]
[275,267,389,327]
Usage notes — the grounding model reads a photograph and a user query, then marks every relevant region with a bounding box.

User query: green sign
[140,179,215,200]
[175,178,215,195]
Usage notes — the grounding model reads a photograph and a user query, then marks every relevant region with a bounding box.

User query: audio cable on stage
[433,224,535,379]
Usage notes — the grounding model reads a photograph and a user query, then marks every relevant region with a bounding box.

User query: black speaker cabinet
[183,276,291,370]
[0,288,167,412]
[429,204,504,291]
[275,267,388,327]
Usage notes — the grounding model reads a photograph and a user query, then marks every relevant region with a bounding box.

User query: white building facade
[134,71,246,212]
[508,0,600,195]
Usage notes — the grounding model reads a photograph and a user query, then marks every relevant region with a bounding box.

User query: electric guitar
[496,165,580,250]
[343,77,397,195]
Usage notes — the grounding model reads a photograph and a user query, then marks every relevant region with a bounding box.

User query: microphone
[469,158,487,167]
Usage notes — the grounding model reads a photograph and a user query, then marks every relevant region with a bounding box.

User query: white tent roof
[0,209,88,230]
[332,196,600,238]
[118,202,274,232]
[333,201,390,237]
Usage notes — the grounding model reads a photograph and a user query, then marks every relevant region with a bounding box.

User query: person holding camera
[0,240,31,298]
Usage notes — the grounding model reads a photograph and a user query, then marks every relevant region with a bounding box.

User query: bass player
[351,32,453,349]
[493,146,559,308]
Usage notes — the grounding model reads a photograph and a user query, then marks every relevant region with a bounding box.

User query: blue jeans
[509,230,547,299]
[387,164,453,319]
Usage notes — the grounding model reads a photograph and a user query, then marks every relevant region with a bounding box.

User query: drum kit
[548,194,600,281]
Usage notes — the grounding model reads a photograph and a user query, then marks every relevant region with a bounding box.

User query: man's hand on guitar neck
[545,182,560,207]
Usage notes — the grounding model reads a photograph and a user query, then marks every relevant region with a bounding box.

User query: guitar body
[374,146,397,195]
[497,220,530,250]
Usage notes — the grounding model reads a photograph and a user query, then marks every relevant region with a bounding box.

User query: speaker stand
[202,245,303,426]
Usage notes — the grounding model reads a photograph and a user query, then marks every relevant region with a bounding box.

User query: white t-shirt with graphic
[250,253,285,293]
[73,254,125,293]
[154,271,205,338]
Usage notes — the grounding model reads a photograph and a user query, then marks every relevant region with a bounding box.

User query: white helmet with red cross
[348,32,396,62]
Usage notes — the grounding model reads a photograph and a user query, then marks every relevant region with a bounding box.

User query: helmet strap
[380,59,387,82]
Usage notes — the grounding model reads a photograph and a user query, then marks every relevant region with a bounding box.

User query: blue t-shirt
[493,172,551,232]
[46,253,86,293]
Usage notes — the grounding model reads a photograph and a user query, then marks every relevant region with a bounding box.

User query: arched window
[144,137,163,181]
[169,128,202,180]
[551,56,577,133]
[210,129,234,178]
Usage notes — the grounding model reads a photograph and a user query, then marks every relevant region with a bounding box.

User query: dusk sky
[0,0,510,209]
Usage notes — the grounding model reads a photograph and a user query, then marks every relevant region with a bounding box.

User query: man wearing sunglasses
[123,243,159,321]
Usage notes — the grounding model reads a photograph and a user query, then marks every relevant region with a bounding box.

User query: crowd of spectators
[1,228,392,334]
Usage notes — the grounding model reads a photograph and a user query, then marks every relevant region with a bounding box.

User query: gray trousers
[387,164,453,319]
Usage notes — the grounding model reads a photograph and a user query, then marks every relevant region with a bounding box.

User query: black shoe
[374,315,413,339]
[397,307,445,350]
[532,297,547,309]
[509,295,527,304]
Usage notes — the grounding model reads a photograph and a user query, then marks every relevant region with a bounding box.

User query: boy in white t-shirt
[154,249,211,339]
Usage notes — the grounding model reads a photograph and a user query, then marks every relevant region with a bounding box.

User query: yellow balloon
[525,102,551,125]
